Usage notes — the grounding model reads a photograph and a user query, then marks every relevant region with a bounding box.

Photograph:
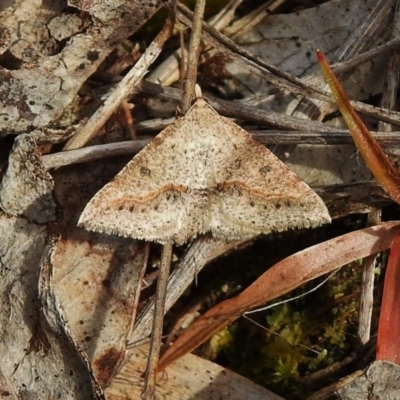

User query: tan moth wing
[79,99,330,244]
[208,115,330,240]
[78,106,210,245]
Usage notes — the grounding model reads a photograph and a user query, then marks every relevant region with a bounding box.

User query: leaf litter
[1,0,400,398]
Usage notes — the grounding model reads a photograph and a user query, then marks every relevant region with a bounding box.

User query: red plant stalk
[376,231,400,363]
[317,49,400,205]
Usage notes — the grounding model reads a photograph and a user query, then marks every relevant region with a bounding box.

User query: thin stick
[63,17,174,150]
[181,0,206,113]
[142,2,205,398]
[127,243,150,340]
[141,243,173,400]
[358,210,382,344]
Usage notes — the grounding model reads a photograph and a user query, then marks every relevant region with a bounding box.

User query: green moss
[205,260,374,399]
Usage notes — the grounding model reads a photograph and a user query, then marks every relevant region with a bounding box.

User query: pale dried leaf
[51,158,147,386]
[0,132,56,222]
[106,343,284,400]
[337,360,400,400]
[52,232,145,386]
[0,0,164,134]
[227,0,381,99]
[0,216,100,399]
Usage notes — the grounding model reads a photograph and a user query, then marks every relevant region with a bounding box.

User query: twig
[181,0,206,112]
[358,209,382,344]
[142,1,205,398]
[129,238,244,344]
[43,130,400,170]
[141,243,173,399]
[138,81,346,131]
[147,0,243,86]
[63,17,174,150]
[332,36,400,77]
[127,243,150,340]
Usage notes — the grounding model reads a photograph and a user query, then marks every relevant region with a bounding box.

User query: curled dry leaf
[158,222,400,372]
[50,230,145,387]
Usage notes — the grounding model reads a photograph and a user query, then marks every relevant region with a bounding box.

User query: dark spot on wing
[260,166,271,174]
[140,167,151,176]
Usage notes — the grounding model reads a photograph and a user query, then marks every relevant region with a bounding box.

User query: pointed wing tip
[305,206,331,228]
[313,214,331,227]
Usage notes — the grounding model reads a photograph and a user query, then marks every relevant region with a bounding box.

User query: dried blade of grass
[148,0,244,85]
[158,222,400,372]
[317,49,400,204]
[226,0,284,39]
[375,1,400,349]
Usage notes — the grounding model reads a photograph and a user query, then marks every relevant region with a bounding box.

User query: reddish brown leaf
[158,222,400,372]
[377,230,400,363]
[317,50,400,204]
